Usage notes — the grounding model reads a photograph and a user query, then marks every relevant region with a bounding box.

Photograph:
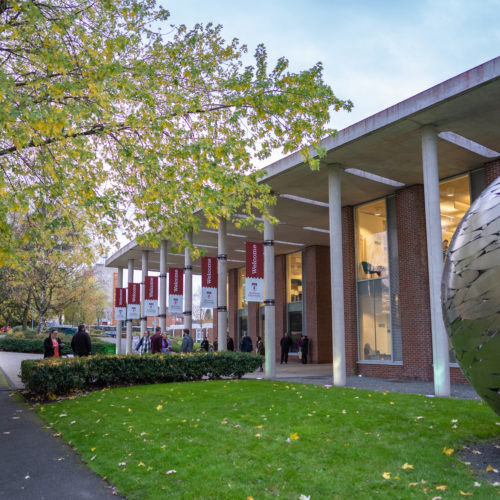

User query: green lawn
[37,380,499,499]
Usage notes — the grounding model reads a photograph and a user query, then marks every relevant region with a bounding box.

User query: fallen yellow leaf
[156,405,163,411]
[436,485,447,490]
[443,447,454,455]
[289,432,299,441]
[91,447,96,452]
[382,472,391,480]
[408,482,418,487]
[402,462,414,470]
[486,465,496,472]
[138,461,145,467]
[460,492,472,496]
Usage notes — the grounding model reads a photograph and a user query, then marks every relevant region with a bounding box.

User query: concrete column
[328,164,346,386]
[116,267,124,355]
[183,231,193,332]
[264,211,276,378]
[421,125,450,397]
[159,240,168,332]
[141,250,149,337]
[126,259,134,354]
[217,219,228,351]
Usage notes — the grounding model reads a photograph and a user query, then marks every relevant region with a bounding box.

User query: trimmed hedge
[0,337,115,355]
[21,352,263,397]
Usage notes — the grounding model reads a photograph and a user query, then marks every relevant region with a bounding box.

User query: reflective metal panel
[442,176,500,415]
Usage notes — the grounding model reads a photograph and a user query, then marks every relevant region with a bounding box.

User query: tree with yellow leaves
[0,0,351,261]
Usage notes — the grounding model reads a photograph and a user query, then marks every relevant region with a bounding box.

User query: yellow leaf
[443,447,454,455]
[436,485,447,490]
[289,432,299,441]
[128,408,132,412]
[485,465,496,472]
[460,492,472,496]
[91,447,96,452]
[156,405,163,411]
[402,463,414,470]
[408,482,418,487]
[382,472,391,480]
[138,461,145,467]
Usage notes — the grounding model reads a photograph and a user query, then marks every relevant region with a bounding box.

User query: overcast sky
[163,0,500,131]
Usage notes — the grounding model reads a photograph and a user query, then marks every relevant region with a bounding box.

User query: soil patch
[458,439,500,484]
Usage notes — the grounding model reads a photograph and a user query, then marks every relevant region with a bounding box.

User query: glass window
[440,174,470,364]
[355,200,392,361]
[440,175,470,256]
[356,201,388,279]
[286,251,303,353]
[286,252,303,302]
[237,268,247,310]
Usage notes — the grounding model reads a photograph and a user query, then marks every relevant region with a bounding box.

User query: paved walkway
[0,351,479,499]
[0,353,121,499]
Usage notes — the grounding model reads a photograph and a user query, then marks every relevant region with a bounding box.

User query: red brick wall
[395,184,434,380]
[485,159,500,186]
[304,246,332,363]
[248,302,259,344]
[342,206,358,375]
[227,268,238,347]
[274,254,287,359]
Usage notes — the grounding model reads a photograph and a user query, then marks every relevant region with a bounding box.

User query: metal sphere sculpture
[442,176,500,415]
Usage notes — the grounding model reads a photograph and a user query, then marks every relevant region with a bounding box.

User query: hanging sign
[245,241,264,302]
[144,276,158,316]
[127,282,141,319]
[114,287,127,321]
[168,268,184,314]
[201,257,218,308]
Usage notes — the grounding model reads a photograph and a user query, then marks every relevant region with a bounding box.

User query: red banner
[245,242,264,302]
[115,287,127,307]
[145,276,158,300]
[168,268,183,295]
[246,242,264,279]
[128,283,140,304]
[201,257,217,308]
[201,257,218,288]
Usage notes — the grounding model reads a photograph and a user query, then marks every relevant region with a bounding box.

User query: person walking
[71,324,92,357]
[280,332,292,364]
[227,336,234,351]
[180,329,194,353]
[300,335,309,364]
[200,335,209,352]
[151,326,162,354]
[256,336,265,372]
[240,331,253,352]
[161,331,172,353]
[44,328,64,358]
[135,330,151,355]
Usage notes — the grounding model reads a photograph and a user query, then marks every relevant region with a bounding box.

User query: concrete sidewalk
[0,356,121,499]
[243,361,480,400]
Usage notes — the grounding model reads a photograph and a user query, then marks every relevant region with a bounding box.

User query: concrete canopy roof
[106,57,500,273]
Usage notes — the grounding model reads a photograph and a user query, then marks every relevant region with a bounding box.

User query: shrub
[21,352,263,397]
[0,337,115,355]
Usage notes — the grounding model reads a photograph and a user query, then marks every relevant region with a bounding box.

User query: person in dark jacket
[200,335,209,351]
[71,324,92,356]
[227,336,234,351]
[150,326,162,354]
[44,329,64,358]
[300,335,309,364]
[280,332,292,364]
[240,331,253,352]
[180,329,194,353]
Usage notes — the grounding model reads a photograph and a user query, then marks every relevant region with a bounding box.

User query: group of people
[43,324,92,358]
[135,327,196,354]
[280,331,309,364]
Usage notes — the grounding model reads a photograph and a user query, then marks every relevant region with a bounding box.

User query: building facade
[106,58,500,391]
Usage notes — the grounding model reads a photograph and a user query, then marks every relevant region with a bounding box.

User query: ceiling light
[303,226,330,234]
[345,168,405,187]
[438,131,500,158]
[280,194,329,207]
